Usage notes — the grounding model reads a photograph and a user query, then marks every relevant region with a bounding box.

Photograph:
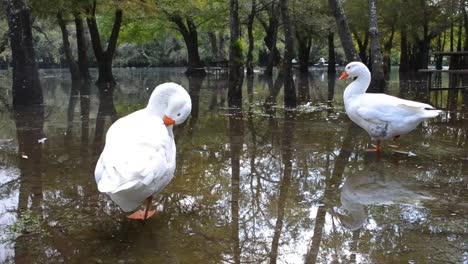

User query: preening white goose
[339,61,441,152]
[95,82,191,220]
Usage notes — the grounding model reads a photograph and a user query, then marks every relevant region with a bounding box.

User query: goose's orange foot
[366,140,381,153]
[127,210,156,220]
[366,148,380,152]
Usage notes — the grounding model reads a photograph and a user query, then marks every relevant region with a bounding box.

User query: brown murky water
[0,68,467,263]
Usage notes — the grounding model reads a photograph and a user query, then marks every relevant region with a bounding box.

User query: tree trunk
[464,0,468,51]
[327,30,336,75]
[419,0,430,70]
[368,0,385,93]
[170,15,205,75]
[228,0,244,106]
[4,0,43,108]
[297,72,310,103]
[228,3,244,254]
[0,32,9,54]
[208,32,219,60]
[383,25,394,79]
[57,12,81,80]
[399,25,409,72]
[280,0,296,108]
[296,31,311,73]
[58,11,91,148]
[383,25,395,52]
[461,0,468,104]
[219,34,227,59]
[265,24,279,76]
[246,0,256,76]
[87,2,122,86]
[261,4,281,76]
[75,14,91,82]
[352,29,369,64]
[328,0,359,62]
[185,18,204,74]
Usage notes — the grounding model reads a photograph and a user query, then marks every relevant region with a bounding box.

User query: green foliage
[114,37,186,66]
[232,38,245,63]
[0,0,463,69]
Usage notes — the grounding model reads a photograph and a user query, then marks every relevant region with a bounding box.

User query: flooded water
[0,67,467,263]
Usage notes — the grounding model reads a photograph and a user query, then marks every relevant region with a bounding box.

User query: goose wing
[95,111,174,194]
[353,94,440,124]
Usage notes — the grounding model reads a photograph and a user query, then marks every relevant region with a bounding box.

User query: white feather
[342,62,441,140]
[94,83,191,212]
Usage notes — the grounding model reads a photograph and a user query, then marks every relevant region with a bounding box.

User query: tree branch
[106,9,123,56]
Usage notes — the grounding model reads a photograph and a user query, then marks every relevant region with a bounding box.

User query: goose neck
[343,73,371,103]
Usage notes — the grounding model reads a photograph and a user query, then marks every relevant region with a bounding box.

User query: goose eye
[177,113,181,117]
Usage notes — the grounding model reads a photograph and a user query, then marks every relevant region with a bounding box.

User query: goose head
[147,82,192,127]
[339,61,370,80]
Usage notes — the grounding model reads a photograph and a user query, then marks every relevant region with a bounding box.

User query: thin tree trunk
[265,24,279,76]
[297,72,310,103]
[261,4,281,76]
[86,1,122,86]
[228,0,243,106]
[296,32,311,73]
[368,0,385,92]
[352,29,368,63]
[399,25,409,72]
[0,32,9,54]
[280,0,296,107]
[328,0,359,62]
[208,32,219,61]
[57,12,81,80]
[219,34,227,59]
[420,0,430,70]
[4,0,43,108]
[383,26,394,79]
[328,30,336,75]
[57,11,91,149]
[246,0,256,75]
[461,0,468,104]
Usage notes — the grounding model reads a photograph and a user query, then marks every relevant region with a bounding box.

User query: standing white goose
[339,61,441,152]
[95,82,192,220]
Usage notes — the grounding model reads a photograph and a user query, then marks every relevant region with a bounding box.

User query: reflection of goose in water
[335,162,433,230]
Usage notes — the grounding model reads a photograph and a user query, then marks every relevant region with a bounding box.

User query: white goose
[95,82,192,220]
[339,61,441,152]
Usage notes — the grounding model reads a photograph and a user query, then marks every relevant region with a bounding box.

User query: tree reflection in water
[0,68,466,263]
[93,83,118,155]
[13,106,44,263]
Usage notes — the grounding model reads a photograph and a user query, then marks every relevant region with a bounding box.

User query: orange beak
[163,115,175,126]
[339,71,349,80]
